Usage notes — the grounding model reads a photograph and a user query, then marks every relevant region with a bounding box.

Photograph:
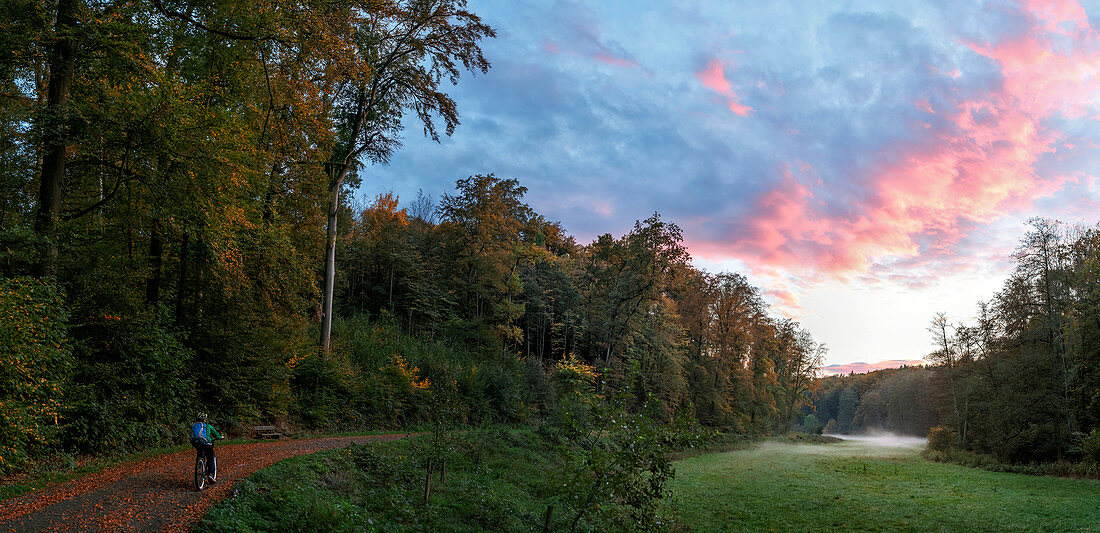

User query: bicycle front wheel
[194,457,206,491]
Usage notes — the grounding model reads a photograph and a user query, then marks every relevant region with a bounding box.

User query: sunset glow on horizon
[361,0,1100,370]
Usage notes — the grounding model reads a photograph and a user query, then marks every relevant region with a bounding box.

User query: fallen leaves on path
[0,434,410,532]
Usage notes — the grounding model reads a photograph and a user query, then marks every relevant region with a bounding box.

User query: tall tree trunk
[320,181,340,353]
[176,231,189,323]
[33,0,78,278]
[146,219,163,304]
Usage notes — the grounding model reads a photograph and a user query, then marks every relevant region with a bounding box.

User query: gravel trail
[0,434,411,532]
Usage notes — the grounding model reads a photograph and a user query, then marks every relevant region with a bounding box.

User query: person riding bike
[190,413,223,482]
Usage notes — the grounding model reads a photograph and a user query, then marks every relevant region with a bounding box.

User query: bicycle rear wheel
[194,456,206,491]
[208,455,217,482]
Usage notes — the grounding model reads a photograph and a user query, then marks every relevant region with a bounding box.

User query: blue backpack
[191,422,207,443]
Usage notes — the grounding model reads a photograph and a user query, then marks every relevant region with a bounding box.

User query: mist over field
[827,433,927,448]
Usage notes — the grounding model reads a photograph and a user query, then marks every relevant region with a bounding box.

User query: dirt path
[0,434,412,532]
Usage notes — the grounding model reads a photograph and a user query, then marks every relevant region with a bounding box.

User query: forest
[0,0,824,474]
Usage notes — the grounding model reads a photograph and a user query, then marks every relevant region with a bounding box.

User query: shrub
[61,305,193,453]
[0,277,72,471]
[802,414,823,435]
[552,390,678,532]
[926,425,956,453]
[291,352,360,428]
[1082,429,1100,464]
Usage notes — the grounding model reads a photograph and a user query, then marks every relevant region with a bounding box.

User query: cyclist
[190,413,224,482]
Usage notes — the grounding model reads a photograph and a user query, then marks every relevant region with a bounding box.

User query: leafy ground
[0,434,411,532]
[0,430,401,502]
[670,435,1100,532]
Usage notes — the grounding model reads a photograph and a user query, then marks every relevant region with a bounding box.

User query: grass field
[669,435,1100,532]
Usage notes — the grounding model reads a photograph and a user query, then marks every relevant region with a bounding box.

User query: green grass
[670,438,1100,532]
[195,429,573,532]
[196,427,681,532]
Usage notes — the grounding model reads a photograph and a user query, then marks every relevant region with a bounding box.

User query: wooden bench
[251,425,284,439]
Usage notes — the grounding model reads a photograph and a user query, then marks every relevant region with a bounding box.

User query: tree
[773,320,824,431]
[836,387,858,434]
[580,214,688,372]
[31,0,78,277]
[1014,218,1072,458]
[318,0,495,353]
[927,312,969,447]
[437,174,533,349]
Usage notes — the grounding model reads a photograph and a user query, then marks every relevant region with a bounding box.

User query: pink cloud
[709,1,1098,278]
[593,51,637,68]
[821,359,927,376]
[696,58,753,117]
[698,59,732,93]
[763,286,803,316]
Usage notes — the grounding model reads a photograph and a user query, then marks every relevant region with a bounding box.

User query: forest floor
[670,435,1100,532]
[0,433,412,532]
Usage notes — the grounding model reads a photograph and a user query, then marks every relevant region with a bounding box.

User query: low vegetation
[197,425,686,533]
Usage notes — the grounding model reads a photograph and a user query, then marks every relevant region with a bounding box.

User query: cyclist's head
[197,412,208,422]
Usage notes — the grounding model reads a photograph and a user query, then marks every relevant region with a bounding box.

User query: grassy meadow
[670,436,1100,532]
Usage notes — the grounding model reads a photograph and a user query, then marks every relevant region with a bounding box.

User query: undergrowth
[195,429,683,532]
[921,448,1100,479]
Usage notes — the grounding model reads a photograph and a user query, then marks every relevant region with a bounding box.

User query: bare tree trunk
[33,0,78,278]
[320,182,340,353]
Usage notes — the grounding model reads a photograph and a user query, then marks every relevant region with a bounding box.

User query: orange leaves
[389,354,432,391]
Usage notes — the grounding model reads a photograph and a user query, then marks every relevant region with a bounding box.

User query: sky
[356,0,1100,372]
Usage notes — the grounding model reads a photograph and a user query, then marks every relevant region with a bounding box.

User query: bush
[61,305,193,453]
[1082,430,1100,464]
[291,353,360,428]
[0,277,72,471]
[926,425,956,453]
[552,391,679,532]
[802,414,823,435]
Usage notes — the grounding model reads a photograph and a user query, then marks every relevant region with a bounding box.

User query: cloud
[762,285,804,316]
[696,58,753,116]
[538,3,639,69]
[821,359,927,376]
[711,0,1098,287]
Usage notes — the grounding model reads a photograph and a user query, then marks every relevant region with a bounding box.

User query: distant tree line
[807,219,1100,465]
[0,1,821,471]
[804,366,937,437]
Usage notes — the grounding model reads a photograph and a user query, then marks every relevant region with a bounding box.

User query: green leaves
[0,276,72,470]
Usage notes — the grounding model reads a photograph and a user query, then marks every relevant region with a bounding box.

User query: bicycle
[192,437,224,491]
